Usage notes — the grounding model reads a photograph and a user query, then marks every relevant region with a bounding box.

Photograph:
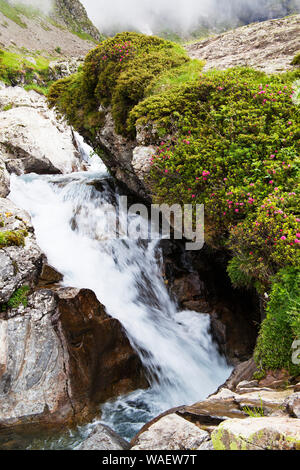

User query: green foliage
[133,68,300,290]
[48,32,189,136]
[227,256,253,289]
[291,53,300,66]
[243,398,265,418]
[3,102,12,111]
[0,48,53,89]
[55,46,62,54]
[0,229,27,248]
[7,286,30,309]
[254,267,300,375]
[48,34,300,373]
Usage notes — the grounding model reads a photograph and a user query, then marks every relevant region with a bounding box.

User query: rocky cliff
[0,0,101,57]
[53,0,102,42]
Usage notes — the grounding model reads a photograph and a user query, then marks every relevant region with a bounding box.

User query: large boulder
[75,423,129,451]
[0,197,43,303]
[131,414,210,451]
[211,416,300,450]
[0,87,83,175]
[0,287,146,439]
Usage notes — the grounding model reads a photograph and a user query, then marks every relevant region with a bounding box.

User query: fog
[9,0,53,14]
[81,0,300,35]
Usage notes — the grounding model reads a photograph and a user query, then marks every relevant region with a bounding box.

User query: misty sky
[10,0,53,14]
[81,0,300,34]
[7,0,300,35]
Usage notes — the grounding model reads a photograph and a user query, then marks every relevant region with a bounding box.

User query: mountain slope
[0,0,101,57]
[186,15,300,74]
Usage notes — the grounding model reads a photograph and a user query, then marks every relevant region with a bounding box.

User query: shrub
[291,53,300,66]
[48,32,190,136]
[254,267,300,376]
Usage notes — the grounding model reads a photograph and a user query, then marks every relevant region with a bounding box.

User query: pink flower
[295,239,300,244]
[280,236,286,241]
[269,180,274,185]
[296,233,300,238]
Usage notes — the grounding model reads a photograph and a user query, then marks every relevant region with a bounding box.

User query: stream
[8,137,232,448]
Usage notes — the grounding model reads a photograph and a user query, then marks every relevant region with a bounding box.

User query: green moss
[7,285,30,309]
[291,53,300,66]
[211,427,227,451]
[0,229,27,248]
[253,370,266,381]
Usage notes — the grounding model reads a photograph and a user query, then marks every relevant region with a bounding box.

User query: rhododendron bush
[48,33,300,375]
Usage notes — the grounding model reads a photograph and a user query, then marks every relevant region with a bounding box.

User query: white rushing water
[9,141,231,442]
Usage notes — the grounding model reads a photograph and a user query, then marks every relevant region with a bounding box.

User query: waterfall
[9,139,231,441]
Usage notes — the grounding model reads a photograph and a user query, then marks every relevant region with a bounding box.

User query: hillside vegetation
[0,0,103,92]
[49,31,300,377]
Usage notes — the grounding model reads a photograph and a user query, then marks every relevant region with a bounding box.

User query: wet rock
[180,386,295,429]
[211,416,300,450]
[75,423,129,451]
[131,414,210,450]
[0,87,83,175]
[93,111,150,201]
[182,389,247,424]
[0,287,146,436]
[0,289,70,432]
[162,242,260,364]
[220,359,258,392]
[54,288,147,407]
[0,198,43,303]
[0,156,9,198]
[285,393,300,419]
[170,273,208,313]
[258,369,291,389]
[38,264,63,287]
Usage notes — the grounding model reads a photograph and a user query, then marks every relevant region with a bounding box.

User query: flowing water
[9,138,231,447]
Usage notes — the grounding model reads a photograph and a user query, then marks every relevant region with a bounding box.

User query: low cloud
[9,0,53,15]
[81,0,300,35]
